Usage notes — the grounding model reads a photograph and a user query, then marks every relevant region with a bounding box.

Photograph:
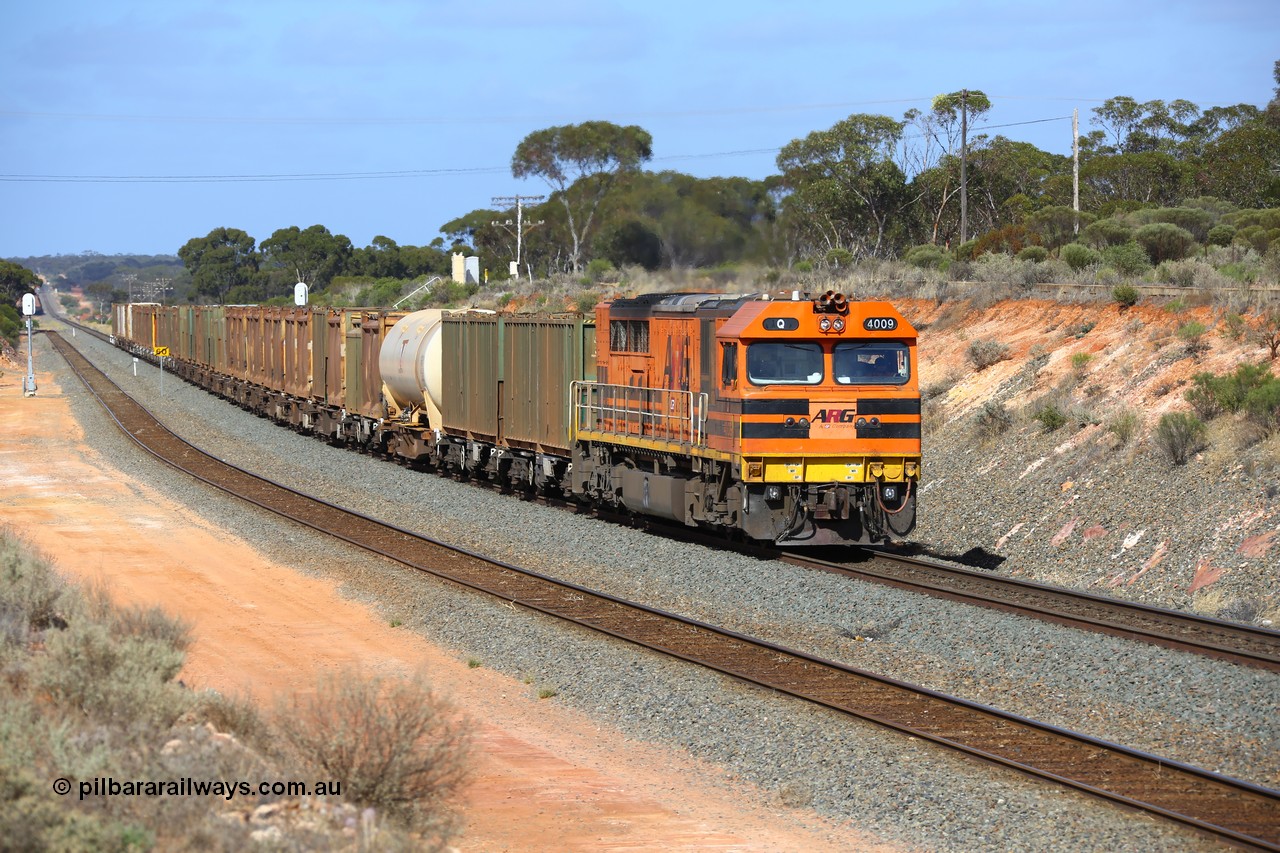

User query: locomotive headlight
[765,485,783,501]
[819,317,831,332]
[833,317,845,332]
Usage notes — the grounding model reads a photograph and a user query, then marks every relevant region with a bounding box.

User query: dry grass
[273,670,471,842]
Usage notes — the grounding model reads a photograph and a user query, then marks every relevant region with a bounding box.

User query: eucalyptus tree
[0,259,40,305]
[511,121,653,273]
[177,227,258,304]
[776,113,910,259]
[259,224,353,293]
[352,236,407,279]
[964,137,1066,234]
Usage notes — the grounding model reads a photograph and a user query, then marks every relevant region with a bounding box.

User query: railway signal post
[21,293,37,397]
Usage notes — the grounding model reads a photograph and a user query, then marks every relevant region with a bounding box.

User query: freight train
[112,290,920,546]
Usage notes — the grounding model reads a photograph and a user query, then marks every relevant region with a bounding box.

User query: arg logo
[813,408,857,424]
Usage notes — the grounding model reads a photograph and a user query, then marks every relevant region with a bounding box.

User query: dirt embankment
[903,297,1278,623]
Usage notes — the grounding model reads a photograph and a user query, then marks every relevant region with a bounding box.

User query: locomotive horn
[817,290,834,310]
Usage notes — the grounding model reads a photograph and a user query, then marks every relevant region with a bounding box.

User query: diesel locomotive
[113,289,920,546]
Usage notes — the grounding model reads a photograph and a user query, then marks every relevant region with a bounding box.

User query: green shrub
[1071,352,1093,373]
[903,244,949,270]
[1061,243,1102,272]
[1220,262,1257,284]
[1083,218,1135,249]
[1244,380,1280,434]
[1177,321,1209,357]
[36,621,189,727]
[1221,313,1246,341]
[1208,361,1269,412]
[1207,224,1236,246]
[1112,283,1139,307]
[1034,404,1067,432]
[1108,408,1140,445]
[1154,412,1207,465]
[0,762,152,853]
[1102,241,1151,276]
[825,248,854,268]
[0,534,70,639]
[1185,372,1224,420]
[1016,246,1048,263]
[966,339,1011,370]
[953,238,980,261]
[0,305,21,347]
[585,258,615,282]
[1187,364,1274,418]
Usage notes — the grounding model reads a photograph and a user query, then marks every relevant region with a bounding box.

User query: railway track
[786,549,1280,672]
[62,313,1280,672]
[47,329,1280,850]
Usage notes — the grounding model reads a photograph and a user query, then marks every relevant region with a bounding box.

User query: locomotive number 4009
[863,317,898,331]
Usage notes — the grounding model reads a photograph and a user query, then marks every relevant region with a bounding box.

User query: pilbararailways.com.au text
[53,777,343,802]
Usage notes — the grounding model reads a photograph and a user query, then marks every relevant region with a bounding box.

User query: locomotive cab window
[747,342,823,385]
[720,342,738,386]
[833,342,910,385]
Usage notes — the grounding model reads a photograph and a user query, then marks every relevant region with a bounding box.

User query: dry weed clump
[274,670,471,843]
[966,338,1011,371]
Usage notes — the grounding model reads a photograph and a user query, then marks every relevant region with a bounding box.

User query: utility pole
[1072,108,1080,236]
[960,89,969,244]
[492,194,545,280]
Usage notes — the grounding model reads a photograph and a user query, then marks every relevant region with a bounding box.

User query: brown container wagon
[126,303,161,351]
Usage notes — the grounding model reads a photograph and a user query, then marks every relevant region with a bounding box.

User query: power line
[0,166,508,183]
[0,98,936,127]
[0,114,1078,184]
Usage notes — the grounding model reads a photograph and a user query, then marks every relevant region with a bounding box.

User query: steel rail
[781,549,1280,672]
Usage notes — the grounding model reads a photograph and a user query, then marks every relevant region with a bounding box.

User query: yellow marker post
[153,346,170,394]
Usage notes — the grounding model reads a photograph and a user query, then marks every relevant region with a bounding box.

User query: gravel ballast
[42,327,1279,852]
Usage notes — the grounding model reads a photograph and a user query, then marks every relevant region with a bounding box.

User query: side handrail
[572,381,708,446]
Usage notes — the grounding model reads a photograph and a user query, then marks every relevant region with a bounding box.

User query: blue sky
[2,0,1276,260]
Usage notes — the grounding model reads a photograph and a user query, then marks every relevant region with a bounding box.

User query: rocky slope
[902,295,1279,625]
